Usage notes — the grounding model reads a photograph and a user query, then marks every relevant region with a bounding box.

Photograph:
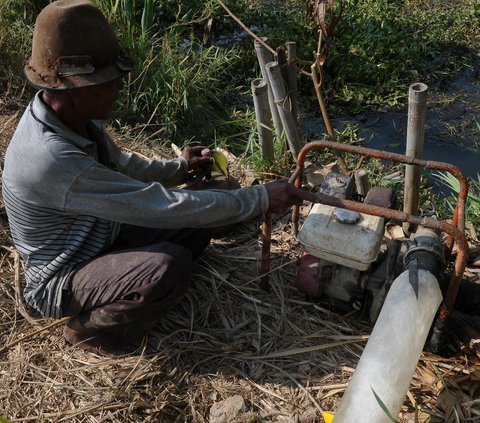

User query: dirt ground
[1,89,480,422]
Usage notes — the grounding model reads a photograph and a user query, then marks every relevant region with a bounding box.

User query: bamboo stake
[276,46,289,84]
[252,78,275,160]
[254,38,284,140]
[265,61,302,159]
[286,41,303,142]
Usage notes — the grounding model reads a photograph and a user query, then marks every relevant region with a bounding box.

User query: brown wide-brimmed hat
[24,0,134,90]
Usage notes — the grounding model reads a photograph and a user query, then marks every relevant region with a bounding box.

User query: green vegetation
[2,0,479,138]
[435,172,480,234]
[322,0,480,111]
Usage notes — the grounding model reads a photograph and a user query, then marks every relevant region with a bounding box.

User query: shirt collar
[30,90,96,149]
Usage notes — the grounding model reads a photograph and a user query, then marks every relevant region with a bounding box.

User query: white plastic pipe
[333,268,442,422]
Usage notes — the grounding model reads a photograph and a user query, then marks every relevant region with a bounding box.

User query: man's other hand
[181,146,213,171]
[265,181,304,214]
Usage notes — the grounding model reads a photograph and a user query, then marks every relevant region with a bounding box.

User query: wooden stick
[0,316,72,355]
[310,61,349,174]
[217,0,275,55]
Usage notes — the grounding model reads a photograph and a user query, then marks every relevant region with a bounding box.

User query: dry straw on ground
[0,113,480,422]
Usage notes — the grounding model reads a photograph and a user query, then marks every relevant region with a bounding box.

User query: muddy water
[303,67,480,180]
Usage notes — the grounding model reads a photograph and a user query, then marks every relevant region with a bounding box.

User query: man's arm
[108,144,188,187]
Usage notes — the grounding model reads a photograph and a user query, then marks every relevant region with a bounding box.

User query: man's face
[73,78,124,121]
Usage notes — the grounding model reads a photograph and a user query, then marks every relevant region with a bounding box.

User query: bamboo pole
[254,38,284,140]
[403,82,428,235]
[276,46,289,84]
[286,41,303,142]
[252,78,275,160]
[264,61,302,159]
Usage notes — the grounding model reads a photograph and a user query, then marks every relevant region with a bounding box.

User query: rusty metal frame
[261,140,469,320]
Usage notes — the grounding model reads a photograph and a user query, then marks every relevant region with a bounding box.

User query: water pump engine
[296,170,440,323]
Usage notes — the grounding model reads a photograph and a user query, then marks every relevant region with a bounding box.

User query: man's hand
[181,146,213,171]
[265,181,304,214]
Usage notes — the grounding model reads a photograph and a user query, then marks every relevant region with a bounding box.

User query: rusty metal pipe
[404,82,428,234]
[293,140,468,237]
[260,212,273,291]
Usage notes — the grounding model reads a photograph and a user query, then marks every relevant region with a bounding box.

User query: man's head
[25,0,133,90]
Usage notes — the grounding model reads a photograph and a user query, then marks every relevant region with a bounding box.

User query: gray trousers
[61,225,212,335]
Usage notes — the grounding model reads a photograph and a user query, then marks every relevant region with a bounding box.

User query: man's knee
[142,242,194,299]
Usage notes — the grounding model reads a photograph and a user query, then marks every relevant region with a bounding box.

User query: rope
[273,93,293,112]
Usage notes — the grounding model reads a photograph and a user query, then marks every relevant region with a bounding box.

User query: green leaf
[371,387,398,423]
[212,150,228,176]
[0,417,11,423]
[122,0,134,29]
[141,0,154,36]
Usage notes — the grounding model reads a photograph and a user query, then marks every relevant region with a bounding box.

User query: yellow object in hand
[212,150,228,176]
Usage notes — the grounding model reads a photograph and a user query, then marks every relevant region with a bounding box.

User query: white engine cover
[298,203,385,271]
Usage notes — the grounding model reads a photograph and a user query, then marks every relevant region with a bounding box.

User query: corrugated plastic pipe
[333,227,443,422]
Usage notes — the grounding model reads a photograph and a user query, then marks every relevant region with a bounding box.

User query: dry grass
[1,111,480,423]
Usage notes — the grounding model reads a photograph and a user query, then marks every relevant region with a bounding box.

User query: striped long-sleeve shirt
[2,91,269,318]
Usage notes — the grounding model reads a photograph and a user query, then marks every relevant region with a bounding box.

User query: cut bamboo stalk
[254,38,283,140]
[252,78,274,160]
[276,46,289,84]
[354,169,370,198]
[286,41,303,142]
[264,61,302,159]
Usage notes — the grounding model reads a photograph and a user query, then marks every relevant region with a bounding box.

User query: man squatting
[2,0,306,355]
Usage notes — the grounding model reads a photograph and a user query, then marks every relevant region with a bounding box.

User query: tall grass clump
[126,29,238,142]
[95,0,245,142]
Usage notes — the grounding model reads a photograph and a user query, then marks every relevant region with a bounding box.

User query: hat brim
[24,61,131,90]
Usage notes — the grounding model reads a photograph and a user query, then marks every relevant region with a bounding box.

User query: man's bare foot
[64,318,140,356]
